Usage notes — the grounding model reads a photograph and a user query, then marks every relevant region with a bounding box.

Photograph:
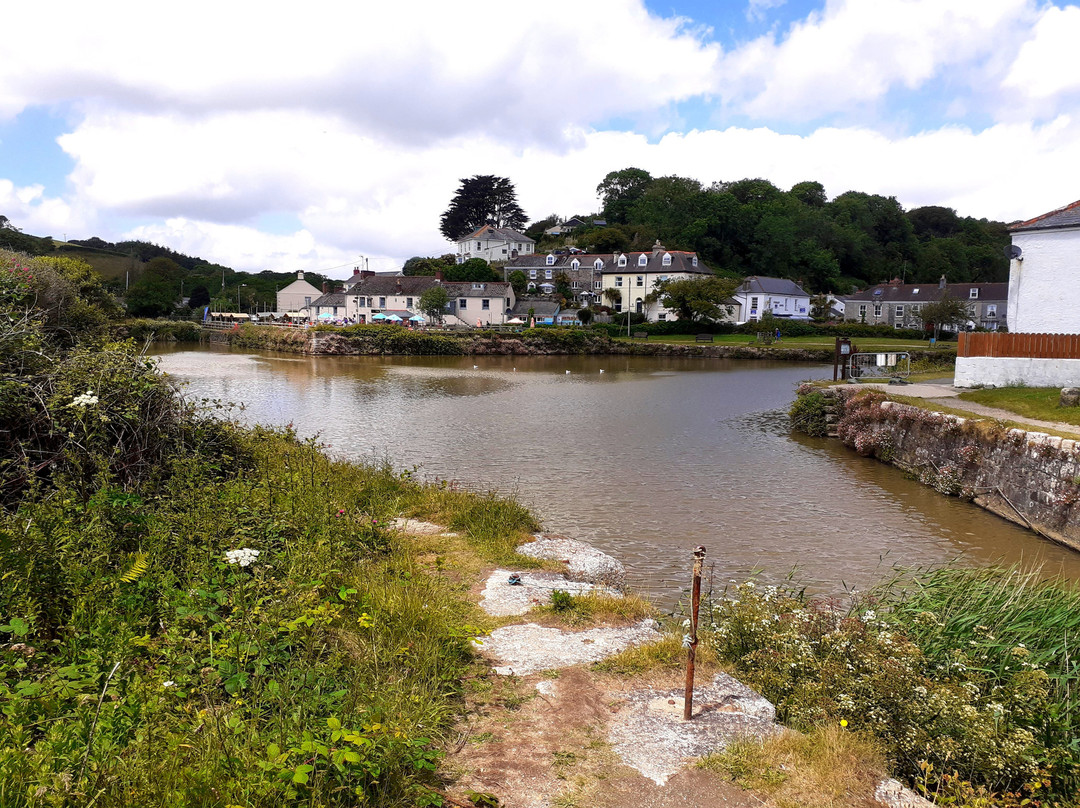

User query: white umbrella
[385,314,403,322]
[506,317,525,324]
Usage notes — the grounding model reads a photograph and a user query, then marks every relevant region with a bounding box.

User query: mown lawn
[613,333,954,353]
[958,386,1080,426]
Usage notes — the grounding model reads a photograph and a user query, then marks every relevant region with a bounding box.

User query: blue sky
[1,0,1078,275]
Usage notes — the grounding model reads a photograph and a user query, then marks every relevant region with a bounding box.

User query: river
[154,344,1080,604]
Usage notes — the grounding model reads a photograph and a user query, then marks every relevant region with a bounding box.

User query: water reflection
[155,344,1080,604]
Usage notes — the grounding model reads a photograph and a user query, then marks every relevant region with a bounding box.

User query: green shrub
[789,390,830,437]
[705,571,1079,806]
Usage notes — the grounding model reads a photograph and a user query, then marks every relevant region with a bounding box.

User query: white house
[456,225,534,264]
[276,271,323,318]
[597,243,712,322]
[345,274,516,327]
[731,277,811,324]
[1007,199,1080,334]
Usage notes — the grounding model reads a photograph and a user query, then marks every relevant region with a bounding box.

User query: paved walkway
[855,380,1080,437]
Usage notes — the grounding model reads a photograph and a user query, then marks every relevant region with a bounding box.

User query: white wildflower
[69,390,99,408]
[162,680,175,688]
[861,609,876,622]
[224,547,260,567]
[682,634,693,648]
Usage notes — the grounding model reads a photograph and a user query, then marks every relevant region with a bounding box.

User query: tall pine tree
[439,175,527,241]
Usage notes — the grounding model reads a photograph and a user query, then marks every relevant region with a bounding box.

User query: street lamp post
[237,283,247,313]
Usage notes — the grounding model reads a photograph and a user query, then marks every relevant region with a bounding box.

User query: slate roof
[460,224,534,243]
[511,298,561,317]
[1010,199,1080,232]
[845,282,1008,303]
[311,292,346,307]
[347,276,440,297]
[506,250,709,275]
[443,281,512,298]
[738,276,810,297]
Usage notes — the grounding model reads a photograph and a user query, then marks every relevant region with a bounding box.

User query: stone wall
[812,385,1080,552]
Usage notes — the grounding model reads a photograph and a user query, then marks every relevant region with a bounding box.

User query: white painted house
[276,271,323,318]
[597,243,712,322]
[1007,199,1080,334]
[345,274,516,327]
[456,225,534,264]
[731,277,811,323]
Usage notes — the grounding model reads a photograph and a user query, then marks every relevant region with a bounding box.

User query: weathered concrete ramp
[475,619,660,676]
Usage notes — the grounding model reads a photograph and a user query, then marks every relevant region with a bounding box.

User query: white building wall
[955,356,1080,388]
[601,269,704,322]
[457,238,534,263]
[1009,228,1080,333]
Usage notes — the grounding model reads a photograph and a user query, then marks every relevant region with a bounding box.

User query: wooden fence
[958,331,1080,359]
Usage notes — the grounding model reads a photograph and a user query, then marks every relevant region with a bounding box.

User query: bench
[695,333,714,343]
[632,331,649,340]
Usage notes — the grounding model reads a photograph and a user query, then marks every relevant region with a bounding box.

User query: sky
[1,0,1079,278]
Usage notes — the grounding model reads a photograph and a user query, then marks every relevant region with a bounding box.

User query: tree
[439,175,527,241]
[418,286,449,324]
[602,287,622,310]
[577,307,594,325]
[582,226,630,253]
[809,294,833,322]
[403,255,454,276]
[596,167,653,224]
[188,284,211,309]
[508,270,527,297]
[655,276,739,322]
[919,294,972,340]
[124,257,184,318]
[443,258,498,283]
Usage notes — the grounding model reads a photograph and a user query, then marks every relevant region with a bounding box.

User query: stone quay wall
[811,385,1080,552]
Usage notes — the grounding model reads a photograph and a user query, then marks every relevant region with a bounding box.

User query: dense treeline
[534,170,1011,293]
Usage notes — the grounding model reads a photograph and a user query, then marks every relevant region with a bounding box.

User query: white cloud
[717,0,1035,121]
[0,0,720,147]
[1003,5,1080,98]
[747,0,787,23]
[0,179,86,237]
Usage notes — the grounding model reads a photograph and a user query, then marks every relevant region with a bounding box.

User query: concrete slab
[518,534,626,588]
[479,568,621,617]
[476,619,660,676]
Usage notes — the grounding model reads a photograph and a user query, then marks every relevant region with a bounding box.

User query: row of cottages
[456,225,535,264]
[505,242,712,321]
[843,276,1008,331]
[311,274,517,326]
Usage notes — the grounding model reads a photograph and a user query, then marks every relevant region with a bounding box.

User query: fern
[118,552,149,584]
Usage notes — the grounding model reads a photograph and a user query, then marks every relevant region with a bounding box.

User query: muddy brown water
[154,345,1080,606]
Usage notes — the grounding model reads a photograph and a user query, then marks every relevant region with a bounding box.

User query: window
[658,313,667,321]
[662,253,671,266]
[459,299,467,309]
[750,296,758,312]
[594,280,601,289]
[691,256,698,267]
[895,305,904,319]
[529,269,537,279]
[406,297,413,308]
[658,275,669,283]
[594,259,603,270]
[546,254,555,266]
[571,259,580,270]
[333,306,338,316]
[545,269,552,280]
[911,304,921,314]
[615,276,623,287]
[476,241,482,249]
[638,254,648,266]
[572,281,580,289]
[528,283,536,291]
[618,255,627,267]
[379,297,386,308]
[874,303,882,317]
[636,275,644,287]
[614,302,622,312]
[502,247,507,253]
[986,304,997,318]
[304,296,311,307]
[859,304,867,319]
[482,299,490,310]
[969,288,979,299]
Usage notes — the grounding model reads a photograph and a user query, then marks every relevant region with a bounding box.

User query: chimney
[361,269,375,279]
[297,270,305,280]
[652,239,664,255]
[939,274,947,290]
[435,269,443,282]
[510,248,518,259]
[322,281,330,294]
[395,280,403,294]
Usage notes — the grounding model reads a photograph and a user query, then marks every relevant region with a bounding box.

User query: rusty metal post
[683,545,706,721]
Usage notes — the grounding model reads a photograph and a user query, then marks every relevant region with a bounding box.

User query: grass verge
[959,386,1080,427]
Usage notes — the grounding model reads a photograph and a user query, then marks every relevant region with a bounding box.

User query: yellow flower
[840,719,848,728]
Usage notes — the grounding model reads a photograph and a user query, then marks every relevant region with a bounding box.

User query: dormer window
[662,253,672,266]
[969,288,979,299]
[571,259,580,270]
[617,255,627,267]
[691,256,698,267]
[594,259,603,270]
[638,254,648,266]
[912,287,920,294]
[546,254,556,266]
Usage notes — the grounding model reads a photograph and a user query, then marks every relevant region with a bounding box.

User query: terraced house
[344,274,515,326]
[843,276,1008,331]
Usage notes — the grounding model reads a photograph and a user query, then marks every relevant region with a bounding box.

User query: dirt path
[923,397,1080,436]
